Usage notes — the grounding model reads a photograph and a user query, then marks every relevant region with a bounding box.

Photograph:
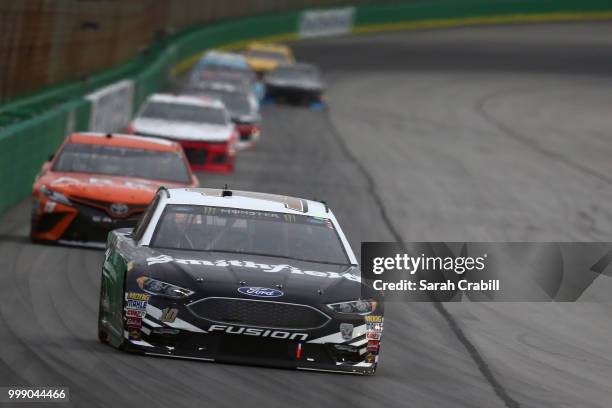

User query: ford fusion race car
[31,133,198,246]
[128,94,238,173]
[265,63,324,105]
[244,42,294,76]
[98,188,384,374]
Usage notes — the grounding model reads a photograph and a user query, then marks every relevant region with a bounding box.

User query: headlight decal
[39,185,72,206]
[326,299,377,315]
[136,276,194,298]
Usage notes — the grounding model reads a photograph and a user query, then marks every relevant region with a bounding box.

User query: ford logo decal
[238,287,284,297]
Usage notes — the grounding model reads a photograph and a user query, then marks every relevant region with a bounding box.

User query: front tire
[97,290,110,344]
[97,274,126,349]
[363,365,377,375]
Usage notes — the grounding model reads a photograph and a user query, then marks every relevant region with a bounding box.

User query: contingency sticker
[125,292,150,340]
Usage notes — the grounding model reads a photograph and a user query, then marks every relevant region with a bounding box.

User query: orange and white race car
[30,132,198,247]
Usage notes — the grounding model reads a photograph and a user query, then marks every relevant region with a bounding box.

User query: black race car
[98,187,383,374]
[264,63,325,105]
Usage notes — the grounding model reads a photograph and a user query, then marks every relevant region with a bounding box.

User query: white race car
[129,94,238,173]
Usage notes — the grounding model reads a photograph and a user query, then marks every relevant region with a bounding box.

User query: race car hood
[247,58,279,73]
[265,77,323,91]
[133,249,366,305]
[132,118,234,142]
[232,112,260,124]
[37,172,177,204]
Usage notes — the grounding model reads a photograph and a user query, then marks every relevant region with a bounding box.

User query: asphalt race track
[2,22,612,407]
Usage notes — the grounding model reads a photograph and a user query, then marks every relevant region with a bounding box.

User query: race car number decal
[159,308,178,323]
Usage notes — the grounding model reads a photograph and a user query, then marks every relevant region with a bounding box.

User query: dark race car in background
[265,63,325,105]
[31,132,198,247]
[98,188,383,374]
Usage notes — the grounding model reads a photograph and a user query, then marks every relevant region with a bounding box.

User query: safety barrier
[0,99,89,215]
[353,0,612,33]
[1,0,611,216]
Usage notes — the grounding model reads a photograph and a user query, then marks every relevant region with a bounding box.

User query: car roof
[163,188,330,217]
[68,132,178,151]
[247,42,291,54]
[199,70,249,82]
[201,67,251,77]
[147,93,225,109]
[191,81,247,95]
[201,51,248,65]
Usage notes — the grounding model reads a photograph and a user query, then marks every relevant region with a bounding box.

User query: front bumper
[125,331,377,375]
[265,85,323,104]
[180,140,235,173]
[234,122,260,150]
[120,295,382,375]
[31,196,143,245]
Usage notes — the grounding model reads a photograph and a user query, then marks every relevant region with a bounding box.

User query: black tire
[97,283,110,344]
[97,273,126,350]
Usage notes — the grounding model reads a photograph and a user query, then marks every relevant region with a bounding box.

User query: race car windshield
[151,205,350,265]
[203,63,251,74]
[200,66,257,84]
[270,66,318,80]
[140,101,227,125]
[52,143,192,184]
[246,50,287,62]
[192,76,249,92]
[198,91,251,116]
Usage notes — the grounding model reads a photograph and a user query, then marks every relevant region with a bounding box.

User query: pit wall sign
[298,7,354,38]
[86,79,134,133]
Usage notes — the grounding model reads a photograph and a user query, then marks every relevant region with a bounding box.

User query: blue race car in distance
[192,51,265,100]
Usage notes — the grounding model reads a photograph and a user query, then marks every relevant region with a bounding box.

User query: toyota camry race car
[98,188,384,374]
[128,94,238,173]
[265,63,325,105]
[31,133,198,246]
